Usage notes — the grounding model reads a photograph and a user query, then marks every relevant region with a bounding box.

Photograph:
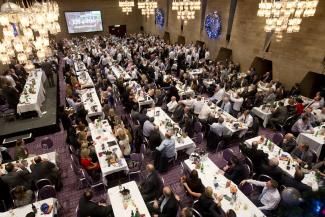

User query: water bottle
[213,176,219,188]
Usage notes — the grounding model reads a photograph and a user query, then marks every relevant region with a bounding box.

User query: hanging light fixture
[119,0,134,15]
[172,0,201,25]
[257,0,319,41]
[138,0,158,18]
[0,0,61,65]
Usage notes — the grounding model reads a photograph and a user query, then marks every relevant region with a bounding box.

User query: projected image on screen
[65,11,103,33]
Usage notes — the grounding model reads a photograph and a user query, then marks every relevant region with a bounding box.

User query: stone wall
[142,0,325,88]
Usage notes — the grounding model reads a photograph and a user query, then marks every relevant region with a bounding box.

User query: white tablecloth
[245,136,318,190]
[188,68,203,78]
[107,181,150,217]
[147,107,196,154]
[184,158,265,217]
[124,81,154,111]
[0,152,57,174]
[252,97,312,127]
[111,65,131,80]
[76,70,94,89]
[176,82,195,97]
[89,119,129,185]
[297,125,325,158]
[17,69,47,117]
[0,198,57,217]
[207,101,248,135]
[74,60,87,72]
[79,88,103,118]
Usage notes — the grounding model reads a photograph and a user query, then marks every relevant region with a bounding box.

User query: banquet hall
[0,0,325,216]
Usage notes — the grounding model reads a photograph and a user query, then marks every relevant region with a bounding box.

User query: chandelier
[119,0,134,15]
[0,0,60,65]
[257,0,319,41]
[138,0,157,18]
[172,0,201,25]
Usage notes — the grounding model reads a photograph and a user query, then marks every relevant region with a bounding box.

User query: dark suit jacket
[197,194,216,217]
[1,168,31,189]
[272,106,288,123]
[279,139,297,153]
[242,147,268,172]
[260,164,283,182]
[30,161,58,185]
[159,195,179,217]
[149,131,162,150]
[2,86,19,107]
[281,175,312,193]
[141,171,163,201]
[78,196,112,217]
[225,164,247,185]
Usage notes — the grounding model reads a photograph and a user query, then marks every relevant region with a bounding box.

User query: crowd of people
[0,32,324,217]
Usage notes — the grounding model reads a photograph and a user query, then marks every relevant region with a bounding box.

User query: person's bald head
[223,96,229,102]
[269,157,279,167]
[284,133,294,141]
[171,96,176,101]
[154,126,159,131]
[146,164,155,173]
[163,186,172,197]
[165,131,172,138]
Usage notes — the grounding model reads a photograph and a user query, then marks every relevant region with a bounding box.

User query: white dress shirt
[198,104,212,120]
[230,95,244,112]
[220,101,232,113]
[193,99,205,114]
[210,88,225,104]
[167,101,178,113]
[238,114,253,127]
[246,179,281,211]
[210,123,227,137]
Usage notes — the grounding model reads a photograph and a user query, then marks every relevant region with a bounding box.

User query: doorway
[108,25,126,37]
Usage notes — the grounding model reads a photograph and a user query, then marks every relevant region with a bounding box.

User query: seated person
[140,164,163,202]
[116,129,131,158]
[78,189,113,217]
[14,139,29,160]
[268,102,288,129]
[148,186,179,217]
[196,186,223,217]
[148,126,162,150]
[259,158,283,182]
[291,143,314,168]
[240,179,280,213]
[240,141,268,173]
[280,167,312,193]
[291,115,314,136]
[167,96,178,113]
[221,156,247,185]
[1,162,32,190]
[314,107,325,124]
[80,148,100,172]
[181,170,205,198]
[279,133,297,153]
[30,156,61,190]
[143,117,155,138]
[312,160,325,177]
[13,185,34,207]
[155,131,176,172]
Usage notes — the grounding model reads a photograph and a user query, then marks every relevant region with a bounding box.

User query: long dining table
[146,107,196,154]
[184,157,266,217]
[245,136,319,191]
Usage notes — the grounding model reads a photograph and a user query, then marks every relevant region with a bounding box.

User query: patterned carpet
[4,59,275,216]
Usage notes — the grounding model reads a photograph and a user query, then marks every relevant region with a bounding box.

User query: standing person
[140,164,163,202]
[41,60,55,87]
[155,131,176,172]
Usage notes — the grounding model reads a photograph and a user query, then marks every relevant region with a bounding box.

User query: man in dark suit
[280,168,312,193]
[268,102,289,129]
[30,156,61,190]
[41,60,55,87]
[149,126,162,150]
[240,141,268,173]
[148,186,179,217]
[259,158,283,182]
[1,162,32,190]
[279,133,297,153]
[2,84,19,110]
[78,189,113,217]
[222,156,247,185]
[140,164,163,202]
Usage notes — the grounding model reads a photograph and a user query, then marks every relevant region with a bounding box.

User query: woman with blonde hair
[116,129,131,157]
[80,147,100,171]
